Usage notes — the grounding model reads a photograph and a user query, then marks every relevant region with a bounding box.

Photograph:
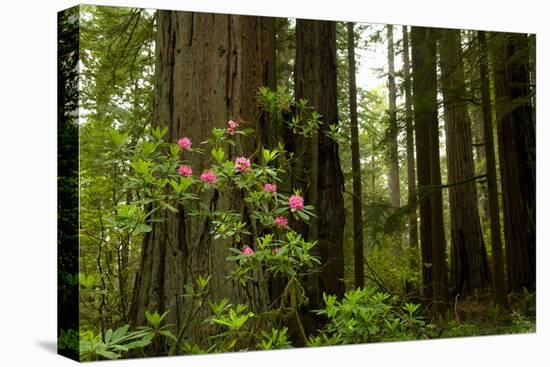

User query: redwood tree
[438,29,490,296]
[402,25,419,255]
[294,18,345,317]
[411,26,447,313]
[491,33,536,292]
[347,22,364,289]
[387,25,400,211]
[130,11,276,351]
[478,30,507,306]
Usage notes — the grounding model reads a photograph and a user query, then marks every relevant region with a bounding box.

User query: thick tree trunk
[294,19,345,331]
[129,11,276,351]
[439,29,491,296]
[478,31,507,306]
[411,27,447,314]
[402,26,419,256]
[491,33,536,292]
[347,22,364,289]
[387,25,400,210]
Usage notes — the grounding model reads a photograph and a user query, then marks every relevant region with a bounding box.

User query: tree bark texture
[491,33,536,292]
[411,27,447,313]
[347,22,365,289]
[294,19,346,329]
[478,31,507,306]
[402,25,419,254]
[439,29,491,296]
[387,25,401,210]
[130,11,276,350]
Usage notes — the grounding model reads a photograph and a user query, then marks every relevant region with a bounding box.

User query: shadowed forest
[58,5,536,361]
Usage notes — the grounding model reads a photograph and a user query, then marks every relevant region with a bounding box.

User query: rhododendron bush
[109,115,319,353]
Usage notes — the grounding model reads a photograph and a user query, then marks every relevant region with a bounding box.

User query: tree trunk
[411,27,447,314]
[439,29,491,296]
[478,31,507,306]
[294,19,345,331]
[491,33,536,292]
[387,25,401,210]
[347,22,364,289]
[468,36,491,226]
[129,11,276,352]
[402,26,419,256]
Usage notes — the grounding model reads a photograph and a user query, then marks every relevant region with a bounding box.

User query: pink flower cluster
[235,157,251,172]
[177,136,192,150]
[288,194,304,211]
[241,246,254,255]
[177,165,193,176]
[263,183,277,193]
[200,170,217,183]
[274,216,288,227]
[227,119,239,134]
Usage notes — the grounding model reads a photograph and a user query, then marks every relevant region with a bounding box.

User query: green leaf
[110,325,129,342]
[161,202,178,213]
[158,330,177,341]
[96,350,120,360]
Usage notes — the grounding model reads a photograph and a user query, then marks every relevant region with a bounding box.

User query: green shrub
[312,287,435,345]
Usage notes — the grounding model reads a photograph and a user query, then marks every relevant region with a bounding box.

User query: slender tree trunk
[411,27,447,314]
[347,22,364,289]
[478,31,507,306]
[402,26,419,257]
[130,11,276,352]
[387,25,401,210]
[294,19,345,332]
[439,29,490,296]
[387,24,402,255]
[410,26,433,301]
[491,33,536,292]
[467,34,491,226]
[472,108,490,224]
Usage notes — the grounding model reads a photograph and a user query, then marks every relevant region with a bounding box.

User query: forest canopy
[57,5,536,361]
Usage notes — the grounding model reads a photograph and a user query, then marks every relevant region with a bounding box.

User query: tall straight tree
[491,33,536,292]
[387,25,401,211]
[402,25,419,255]
[130,11,276,351]
[478,31,507,306]
[438,29,490,295]
[411,26,447,313]
[347,22,364,289]
[294,19,345,309]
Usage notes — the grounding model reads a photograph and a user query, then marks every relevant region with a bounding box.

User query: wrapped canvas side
[57,5,80,361]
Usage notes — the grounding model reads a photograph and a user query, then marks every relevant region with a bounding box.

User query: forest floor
[438,291,535,338]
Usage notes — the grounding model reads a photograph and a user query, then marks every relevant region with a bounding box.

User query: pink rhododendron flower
[177,136,192,150]
[177,165,193,176]
[200,170,217,183]
[241,246,254,255]
[263,183,277,193]
[227,119,239,134]
[274,216,288,227]
[235,157,251,172]
[288,194,304,211]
